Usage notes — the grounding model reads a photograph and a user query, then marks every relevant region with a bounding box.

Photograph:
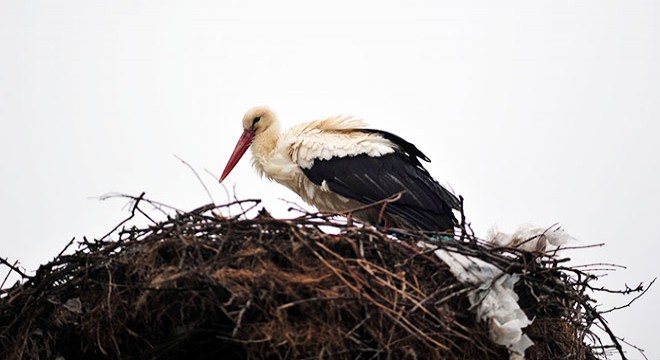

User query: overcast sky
[1,1,658,358]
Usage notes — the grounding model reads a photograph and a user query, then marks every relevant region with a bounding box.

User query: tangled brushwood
[0,194,650,359]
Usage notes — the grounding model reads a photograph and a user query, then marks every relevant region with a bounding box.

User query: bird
[219,106,460,232]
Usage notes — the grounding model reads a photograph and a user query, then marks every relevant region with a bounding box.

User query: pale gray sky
[1,1,658,358]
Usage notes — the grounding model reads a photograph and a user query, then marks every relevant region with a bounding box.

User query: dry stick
[277,296,353,311]
[0,257,30,280]
[593,312,628,360]
[342,314,371,341]
[0,260,21,289]
[617,336,649,360]
[337,192,404,221]
[174,155,215,205]
[590,280,648,295]
[378,192,403,224]
[600,277,656,315]
[99,193,183,215]
[206,168,233,217]
[557,243,606,251]
[410,283,465,312]
[572,262,627,269]
[278,198,311,216]
[459,195,467,243]
[54,237,77,260]
[232,298,252,337]
[212,198,262,211]
[509,222,561,250]
[99,192,146,242]
[0,270,12,291]
[220,188,265,221]
[136,206,158,225]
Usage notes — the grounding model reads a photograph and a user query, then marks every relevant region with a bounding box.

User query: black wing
[301,129,459,231]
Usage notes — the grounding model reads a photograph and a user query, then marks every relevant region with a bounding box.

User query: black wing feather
[302,149,459,231]
[360,129,431,167]
[360,128,459,211]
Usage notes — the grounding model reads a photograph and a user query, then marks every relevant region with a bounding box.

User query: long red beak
[220,129,255,183]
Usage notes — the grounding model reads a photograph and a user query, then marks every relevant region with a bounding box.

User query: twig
[1,260,23,289]
[600,278,656,314]
[99,192,146,241]
[0,258,30,280]
[459,195,467,243]
[617,336,649,360]
[206,168,232,217]
[174,154,215,205]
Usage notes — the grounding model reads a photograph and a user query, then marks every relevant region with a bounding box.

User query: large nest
[0,194,644,359]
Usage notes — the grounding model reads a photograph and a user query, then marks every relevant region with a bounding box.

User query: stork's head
[241,105,277,135]
[220,106,278,182]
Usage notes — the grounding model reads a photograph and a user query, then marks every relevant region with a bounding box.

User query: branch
[174,154,215,205]
[99,192,146,241]
[600,278,656,315]
[0,258,30,281]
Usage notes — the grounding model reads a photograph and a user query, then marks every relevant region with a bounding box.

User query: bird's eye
[252,116,261,127]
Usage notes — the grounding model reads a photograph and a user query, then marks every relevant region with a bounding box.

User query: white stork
[220,106,460,232]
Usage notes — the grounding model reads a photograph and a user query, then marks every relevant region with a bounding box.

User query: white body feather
[251,116,395,212]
